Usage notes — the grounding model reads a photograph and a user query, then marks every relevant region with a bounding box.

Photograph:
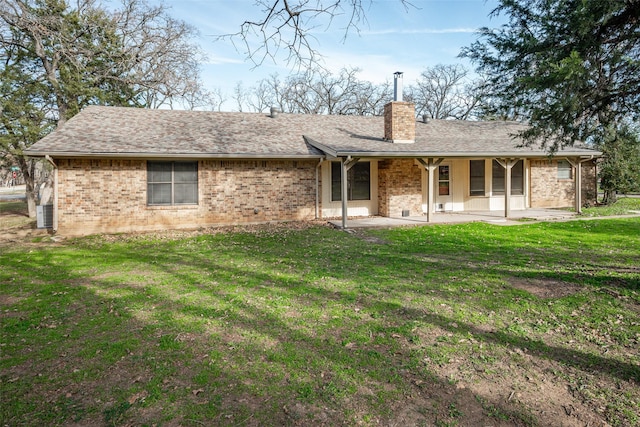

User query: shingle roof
[25,105,601,159]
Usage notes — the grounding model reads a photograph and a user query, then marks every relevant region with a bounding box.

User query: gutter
[23,151,324,160]
[328,150,603,159]
[302,139,602,159]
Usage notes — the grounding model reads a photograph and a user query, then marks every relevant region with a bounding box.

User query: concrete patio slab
[328,208,578,229]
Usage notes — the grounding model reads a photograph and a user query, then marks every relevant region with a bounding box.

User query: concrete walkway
[329,208,579,228]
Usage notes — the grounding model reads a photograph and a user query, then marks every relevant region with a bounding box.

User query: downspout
[315,158,323,219]
[45,155,58,232]
[341,157,349,229]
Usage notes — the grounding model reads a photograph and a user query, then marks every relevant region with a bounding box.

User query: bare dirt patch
[348,229,391,245]
[509,277,583,298]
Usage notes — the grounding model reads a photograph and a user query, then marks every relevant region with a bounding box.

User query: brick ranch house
[25,101,601,236]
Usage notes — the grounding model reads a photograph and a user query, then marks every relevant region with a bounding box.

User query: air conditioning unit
[36,204,53,229]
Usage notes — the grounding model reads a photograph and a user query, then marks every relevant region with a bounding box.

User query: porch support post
[340,157,360,229]
[495,158,518,218]
[315,159,323,219]
[566,157,583,214]
[417,158,444,223]
[576,159,582,214]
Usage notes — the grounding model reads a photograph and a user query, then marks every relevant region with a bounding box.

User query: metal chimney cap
[393,72,404,102]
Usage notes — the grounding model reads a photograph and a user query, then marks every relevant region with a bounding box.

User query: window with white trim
[147,161,198,205]
[557,160,572,179]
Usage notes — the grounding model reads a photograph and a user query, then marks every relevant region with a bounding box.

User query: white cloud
[356,27,478,36]
[202,55,245,66]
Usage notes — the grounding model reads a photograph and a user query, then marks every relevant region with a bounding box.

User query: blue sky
[154,0,505,108]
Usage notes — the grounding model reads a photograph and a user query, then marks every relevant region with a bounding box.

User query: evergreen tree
[462,0,640,203]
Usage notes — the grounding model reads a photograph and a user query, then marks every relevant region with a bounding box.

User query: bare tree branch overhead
[218,0,415,68]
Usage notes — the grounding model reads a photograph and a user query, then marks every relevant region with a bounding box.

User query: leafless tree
[248,74,287,113]
[245,67,392,115]
[207,88,227,112]
[408,64,473,120]
[218,0,415,68]
[233,81,250,112]
[347,79,392,115]
[112,0,211,111]
[248,79,273,113]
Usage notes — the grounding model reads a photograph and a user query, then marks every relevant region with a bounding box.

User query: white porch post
[575,158,582,214]
[495,159,517,218]
[566,157,583,214]
[341,158,348,229]
[340,157,360,229]
[505,161,511,218]
[427,162,435,223]
[417,158,443,223]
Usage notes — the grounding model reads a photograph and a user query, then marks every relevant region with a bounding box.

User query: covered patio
[328,208,578,228]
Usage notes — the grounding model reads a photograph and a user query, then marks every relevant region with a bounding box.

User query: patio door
[435,163,452,211]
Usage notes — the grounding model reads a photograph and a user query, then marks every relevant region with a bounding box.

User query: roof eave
[304,137,338,158]
[23,151,324,160]
[330,150,602,158]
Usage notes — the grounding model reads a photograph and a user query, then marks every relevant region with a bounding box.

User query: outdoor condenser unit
[36,204,53,229]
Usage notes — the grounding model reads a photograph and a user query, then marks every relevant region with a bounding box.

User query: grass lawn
[0,207,639,426]
[582,196,640,217]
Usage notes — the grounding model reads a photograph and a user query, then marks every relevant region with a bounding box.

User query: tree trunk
[26,186,37,219]
[19,158,46,218]
[602,189,617,205]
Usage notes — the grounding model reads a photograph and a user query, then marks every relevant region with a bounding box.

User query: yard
[1,200,639,426]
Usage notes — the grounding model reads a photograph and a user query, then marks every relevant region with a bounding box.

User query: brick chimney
[384,72,415,143]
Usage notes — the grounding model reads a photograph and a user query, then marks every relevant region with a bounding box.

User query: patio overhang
[307,136,601,229]
[303,136,602,160]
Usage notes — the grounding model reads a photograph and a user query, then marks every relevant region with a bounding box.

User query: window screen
[511,160,524,195]
[331,161,371,202]
[492,160,505,194]
[469,160,485,196]
[148,161,198,205]
[492,160,524,195]
[557,160,572,179]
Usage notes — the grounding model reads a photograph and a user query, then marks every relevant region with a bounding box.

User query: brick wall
[56,158,317,235]
[383,102,416,142]
[530,159,597,208]
[378,159,422,217]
